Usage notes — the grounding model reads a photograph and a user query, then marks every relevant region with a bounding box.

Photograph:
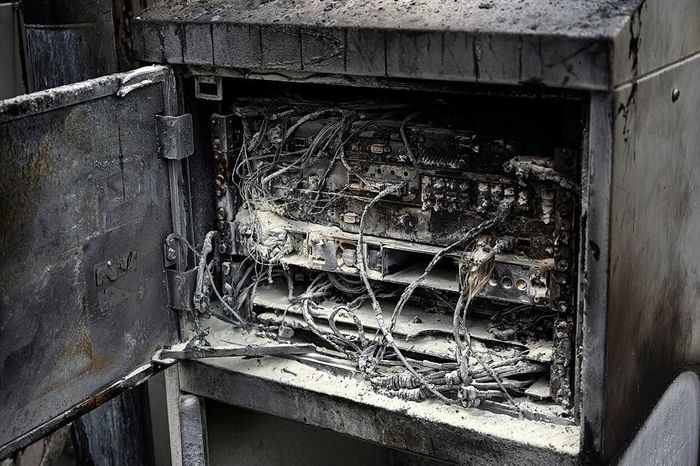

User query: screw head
[400,213,416,229]
[166,247,177,261]
[216,208,226,220]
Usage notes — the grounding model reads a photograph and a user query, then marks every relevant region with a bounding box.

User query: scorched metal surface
[0,66,178,456]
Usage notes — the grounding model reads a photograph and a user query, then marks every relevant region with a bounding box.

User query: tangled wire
[178,102,548,412]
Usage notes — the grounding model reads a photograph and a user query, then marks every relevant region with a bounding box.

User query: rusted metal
[210,113,235,254]
[0,67,177,456]
[0,364,159,460]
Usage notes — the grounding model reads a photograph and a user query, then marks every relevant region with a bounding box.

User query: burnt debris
[177,91,580,418]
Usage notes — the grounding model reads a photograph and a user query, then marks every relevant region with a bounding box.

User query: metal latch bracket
[165,268,198,311]
[156,114,194,160]
[194,75,223,101]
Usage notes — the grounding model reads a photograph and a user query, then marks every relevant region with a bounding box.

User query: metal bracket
[163,235,181,268]
[179,395,208,466]
[154,342,315,361]
[165,268,198,311]
[194,75,222,101]
[210,114,237,238]
[156,114,194,160]
[210,113,235,152]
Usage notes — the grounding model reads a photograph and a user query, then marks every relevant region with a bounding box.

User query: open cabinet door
[0,66,183,458]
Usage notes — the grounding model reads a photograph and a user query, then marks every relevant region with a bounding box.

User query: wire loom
[183,100,555,415]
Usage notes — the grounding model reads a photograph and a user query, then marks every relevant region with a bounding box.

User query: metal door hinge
[156,114,194,160]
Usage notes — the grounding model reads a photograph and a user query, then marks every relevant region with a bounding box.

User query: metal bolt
[166,247,177,261]
[672,88,680,102]
[400,213,416,229]
[216,186,226,197]
[216,208,226,220]
[278,325,295,339]
[213,138,221,150]
[557,258,569,271]
[341,248,357,267]
[106,260,112,267]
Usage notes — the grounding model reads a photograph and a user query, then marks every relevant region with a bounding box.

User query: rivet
[672,88,680,102]
[216,208,226,220]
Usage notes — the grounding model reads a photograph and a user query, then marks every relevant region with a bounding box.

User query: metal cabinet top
[132,0,700,91]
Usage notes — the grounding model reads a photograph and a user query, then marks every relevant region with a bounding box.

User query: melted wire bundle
[182,99,572,414]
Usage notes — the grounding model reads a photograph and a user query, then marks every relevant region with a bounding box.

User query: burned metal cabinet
[1,0,699,464]
[128,0,700,464]
[0,66,186,459]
